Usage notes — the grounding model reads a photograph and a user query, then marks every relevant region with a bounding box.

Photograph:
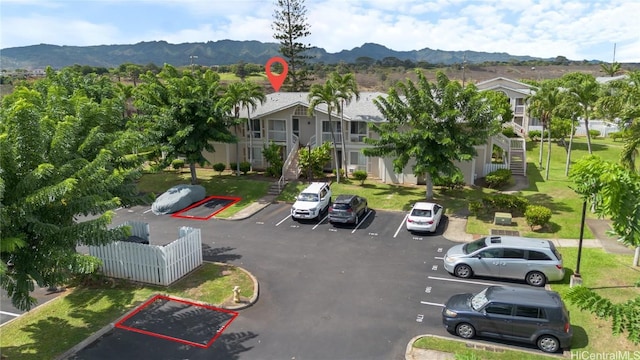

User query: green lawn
[0,263,254,360]
[467,136,624,239]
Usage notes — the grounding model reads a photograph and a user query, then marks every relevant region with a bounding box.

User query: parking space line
[312,215,328,230]
[420,301,444,307]
[393,214,408,238]
[428,276,497,287]
[275,214,291,227]
[434,256,444,260]
[0,310,20,317]
[143,208,152,214]
[351,210,373,233]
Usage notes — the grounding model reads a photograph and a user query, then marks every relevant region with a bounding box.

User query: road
[67,203,540,359]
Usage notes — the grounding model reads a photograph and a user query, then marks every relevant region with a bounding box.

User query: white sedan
[406,202,444,233]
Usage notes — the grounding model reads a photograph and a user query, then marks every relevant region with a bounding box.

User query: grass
[413,248,640,357]
[0,262,254,360]
[466,136,623,239]
[137,168,272,218]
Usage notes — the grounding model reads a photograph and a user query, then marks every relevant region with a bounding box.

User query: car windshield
[411,209,432,217]
[471,288,489,311]
[298,193,319,202]
[463,237,488,254]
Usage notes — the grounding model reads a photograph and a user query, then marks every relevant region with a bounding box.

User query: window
[292,118,300,137]
[478,248,501,258]
[247,119,261,139]
[528,250,551,260]
[350,121,368,142]
[321,120,342,144]
[502,248,525,259]
[515,306,544,319]
[485,303,513,316]
[349,151,367,171]
[268,119,286,142]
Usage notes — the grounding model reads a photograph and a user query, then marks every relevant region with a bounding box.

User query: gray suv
[443,236,565,287]
[442,286,573,353]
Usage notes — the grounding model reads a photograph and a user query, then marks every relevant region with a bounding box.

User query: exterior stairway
[509,150,526,176]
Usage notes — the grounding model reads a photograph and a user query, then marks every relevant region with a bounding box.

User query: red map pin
[265,56,289,92]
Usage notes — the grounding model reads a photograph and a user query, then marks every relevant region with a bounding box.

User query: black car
[328,195,368,224]
[442,286,572,353]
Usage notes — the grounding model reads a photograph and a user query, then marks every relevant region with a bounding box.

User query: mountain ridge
[1,39,584,70]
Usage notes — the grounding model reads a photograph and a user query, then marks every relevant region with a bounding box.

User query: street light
[189,55,198,72]
[570,200,587,287]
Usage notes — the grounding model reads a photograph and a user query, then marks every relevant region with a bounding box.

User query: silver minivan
[443,236,565,287]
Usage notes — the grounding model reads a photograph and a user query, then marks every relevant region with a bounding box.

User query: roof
[484,236,553,249]
[301,182,330,193]
[248,91,388,122]
[476,77,537,96]
[412,202,438,210]
[486,286,561,307]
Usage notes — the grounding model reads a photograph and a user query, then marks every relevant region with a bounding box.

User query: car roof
[486,286,562,307]
[302,182,329,193]
[334,194,358,202]
[482,236,553,249]
[412,202,438,210]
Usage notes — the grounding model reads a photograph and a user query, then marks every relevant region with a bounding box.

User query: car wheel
[537,335,560,353]
[455,323,475,339]
[526,271,546,287]
[454,264,473,278]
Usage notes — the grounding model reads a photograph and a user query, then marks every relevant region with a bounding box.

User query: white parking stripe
[434,256,444,260]
[312,215,328,230]
[143,208,152,214]
[351,210,373,233]
[428,276,497,287]
[393,214,408,238]
[0,310,20,317]
[420,301,444,307]
[275,214,291,227]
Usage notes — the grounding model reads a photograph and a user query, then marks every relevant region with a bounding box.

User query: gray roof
[249,91,388,122]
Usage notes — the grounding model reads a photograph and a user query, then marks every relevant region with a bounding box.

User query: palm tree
[308,81,341,182]
[329,72,360,177]
[528,82,562,180]
[621,119,640,173]
[224,81,266,174]
[600,62,622,77]
[562,73,600,154]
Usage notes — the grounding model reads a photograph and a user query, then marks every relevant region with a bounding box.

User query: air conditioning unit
[347,165,358,174]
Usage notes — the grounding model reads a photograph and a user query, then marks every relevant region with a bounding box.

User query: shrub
[435,173,465,190]
[528,130,542,141]
[610,131,625,141]
[482,194,528,216]
[501,126,517,138]
[352,170,368,185]
[468,201,483,216]
[484,169,512,189]
[239,161,251,175]
[229,162,237,172]
[333,168,345,179]
[212,162,226,175]
[588,129,601,138]
[171,159,185,172]
[525,205,552,230]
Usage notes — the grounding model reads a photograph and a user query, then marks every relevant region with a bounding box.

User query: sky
[1,0,639,62]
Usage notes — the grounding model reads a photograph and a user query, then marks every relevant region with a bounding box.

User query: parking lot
[66,202,548,359]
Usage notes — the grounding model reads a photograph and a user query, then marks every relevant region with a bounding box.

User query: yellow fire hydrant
[233,286,241,303]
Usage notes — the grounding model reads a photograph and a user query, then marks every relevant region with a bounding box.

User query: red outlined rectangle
[115,294,239,348]
[171,195,241,220]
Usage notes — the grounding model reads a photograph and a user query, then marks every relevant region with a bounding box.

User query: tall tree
[528,81,562,180]
[308,80,342,182]
[223,81,266,173]
[570,156,640,266]
[0,68,150,310]
[272,0,313,92]
[134,64,236,184]
[562,72,600,154]
[329,72,360,177]
[364,71,504,200]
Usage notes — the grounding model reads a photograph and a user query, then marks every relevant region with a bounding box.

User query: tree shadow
[201,245,242,263]
[523,193,573,214]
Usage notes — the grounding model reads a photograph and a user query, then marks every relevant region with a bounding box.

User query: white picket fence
[89,221,203,286]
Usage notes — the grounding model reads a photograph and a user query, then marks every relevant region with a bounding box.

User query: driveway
[67,203,544,359]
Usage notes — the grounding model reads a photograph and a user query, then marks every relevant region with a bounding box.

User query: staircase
[509,150,526,176]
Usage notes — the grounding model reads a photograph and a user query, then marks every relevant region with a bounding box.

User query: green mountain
[0,40,547,70]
